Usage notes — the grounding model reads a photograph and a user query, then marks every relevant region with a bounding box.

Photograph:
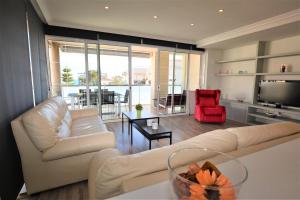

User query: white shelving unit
[247,104,300,125]
[215,40,300,124]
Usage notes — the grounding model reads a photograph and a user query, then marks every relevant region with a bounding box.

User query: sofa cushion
[199,97,216,107]
[202,106,224,115]
[22,101,60,151]
[57,121,71,139]
[226,122,300,148]
[63,110,72,128]
[71,116,108,136]
[91,129,237,199]
[43,132,116,161]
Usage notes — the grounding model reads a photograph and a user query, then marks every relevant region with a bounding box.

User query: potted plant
[135,104,143,117]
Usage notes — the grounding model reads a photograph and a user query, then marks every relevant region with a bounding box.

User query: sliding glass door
[99,44,130,120]
[48,37,202,120]
[157,50,188,115]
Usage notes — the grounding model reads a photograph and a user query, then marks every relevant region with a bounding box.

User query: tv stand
[247,104,300,125]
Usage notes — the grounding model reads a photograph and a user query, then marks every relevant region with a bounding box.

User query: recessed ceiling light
[218,9,224,13]
[190,23,195,26]
[153,15,158,19]
[105,6,109,10]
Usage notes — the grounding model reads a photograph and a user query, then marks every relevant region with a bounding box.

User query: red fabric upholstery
[202,106,225,115]
[194,89,226,123]
[199,97,216,107]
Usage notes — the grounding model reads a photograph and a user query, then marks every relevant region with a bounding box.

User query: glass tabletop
[122,111,159,120]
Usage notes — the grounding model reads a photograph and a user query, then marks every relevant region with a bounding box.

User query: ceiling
[36,0,300,45]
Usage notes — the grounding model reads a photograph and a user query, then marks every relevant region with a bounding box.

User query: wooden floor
[20,115,245,200]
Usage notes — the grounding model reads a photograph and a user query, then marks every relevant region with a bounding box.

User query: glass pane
[100,44,129,120]
[48,40,87,110]
[173,53,188,113]
[158,51,173,115]
[87,43,99,109]
[131,46,157,113]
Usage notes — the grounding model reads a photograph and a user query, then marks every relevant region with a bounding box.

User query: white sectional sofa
[11,96,115,194]
[88,122,300,199]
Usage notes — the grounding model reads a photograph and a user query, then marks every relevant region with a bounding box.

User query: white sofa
[88,122,300,199]
[11,96,115,194]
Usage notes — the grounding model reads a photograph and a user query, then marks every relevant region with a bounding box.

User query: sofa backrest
[227,122,300,148]
[93,129,237,198]
[21,96,69,151]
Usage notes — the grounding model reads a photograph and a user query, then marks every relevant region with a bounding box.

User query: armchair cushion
[202,106,225,116]
[198,97,216,107]
[42,132,115,161]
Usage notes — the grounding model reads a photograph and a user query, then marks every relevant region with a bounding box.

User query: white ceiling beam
[196,9,300,47]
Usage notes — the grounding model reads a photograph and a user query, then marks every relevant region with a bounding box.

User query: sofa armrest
[70,108,98,120]
[89,148,123,200]
[42,131,115,161]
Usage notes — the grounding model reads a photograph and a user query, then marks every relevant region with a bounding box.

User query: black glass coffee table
[132,120,172,149]
[122,111,170,148]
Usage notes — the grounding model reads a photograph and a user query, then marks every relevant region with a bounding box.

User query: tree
[89,70,98,85]
[62,68,74,85]
[111,75,126,85]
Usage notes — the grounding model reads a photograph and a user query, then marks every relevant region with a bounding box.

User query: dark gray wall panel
[0,0,48,199]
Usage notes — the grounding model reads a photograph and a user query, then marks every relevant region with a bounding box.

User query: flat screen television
[258,80,300,108]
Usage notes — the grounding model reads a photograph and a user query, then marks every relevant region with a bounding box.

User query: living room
[1,0,300,200]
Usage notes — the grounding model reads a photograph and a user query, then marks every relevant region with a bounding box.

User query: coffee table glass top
[133,120,171,135]
[122,111,159,120]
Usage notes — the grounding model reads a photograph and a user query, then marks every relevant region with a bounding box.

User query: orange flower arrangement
[176,161,236,200]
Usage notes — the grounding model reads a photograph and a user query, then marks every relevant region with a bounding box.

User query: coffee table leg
[149,140,151,149]
[122,113,124,133]
[130,122,133,145]
[170,133,172,145]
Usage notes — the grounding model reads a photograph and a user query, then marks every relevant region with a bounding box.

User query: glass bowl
[167,148,248,200]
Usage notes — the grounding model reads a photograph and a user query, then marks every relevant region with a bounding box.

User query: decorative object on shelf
[238,70,248,74]
[236,94,246,103]
[280,64,286,73]
[168,148,248,200]
[135,103,143,117]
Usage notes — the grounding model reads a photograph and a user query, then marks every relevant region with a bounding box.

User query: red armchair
[194,89,226,123]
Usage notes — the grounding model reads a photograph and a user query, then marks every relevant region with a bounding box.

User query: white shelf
[248,113,284,123]
[257,52,300,59]
[256,72,300,75]
[216,57,256,64]
[216,51,300,64]
[216,73,256,76]
[216,72,300,77]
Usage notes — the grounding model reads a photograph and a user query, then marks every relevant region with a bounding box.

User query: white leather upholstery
[89,122,300,199]
[89,130,237,199]
[43,132,115,161]
[11,96,116,194]
[226,122,300,148]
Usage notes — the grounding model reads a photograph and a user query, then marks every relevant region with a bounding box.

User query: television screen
[258,80,300,108]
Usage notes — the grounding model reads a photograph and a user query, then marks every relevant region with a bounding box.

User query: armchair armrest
[71,108,98,120]
[42,131,115,161]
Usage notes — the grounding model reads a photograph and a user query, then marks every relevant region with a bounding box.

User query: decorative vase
[136,109,142,118]
[168,148,248,200]
[280,64,286,73]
